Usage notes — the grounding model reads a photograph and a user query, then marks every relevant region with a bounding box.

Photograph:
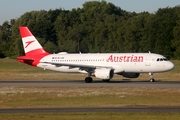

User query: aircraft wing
[42,62,113,71]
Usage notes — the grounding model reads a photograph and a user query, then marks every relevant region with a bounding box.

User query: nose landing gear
[149,72,155,82]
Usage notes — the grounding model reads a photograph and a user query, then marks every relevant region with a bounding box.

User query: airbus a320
[17,26,174,83]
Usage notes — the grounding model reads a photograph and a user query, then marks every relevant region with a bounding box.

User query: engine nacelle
[118,72,140,78]
[94,68,114,79]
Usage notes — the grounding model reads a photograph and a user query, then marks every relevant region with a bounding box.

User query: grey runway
[0,80,180,88]
[1,106,180,114]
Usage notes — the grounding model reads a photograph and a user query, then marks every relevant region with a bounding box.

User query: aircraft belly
[119,63,143,73]
[120,64,153,73]
[123,67,142,72]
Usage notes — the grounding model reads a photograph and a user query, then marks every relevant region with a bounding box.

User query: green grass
[1,113,180,120]
[0,58,48,72]
[0,87,180,108]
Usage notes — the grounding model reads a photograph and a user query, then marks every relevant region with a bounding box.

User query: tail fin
[19,26,49,56]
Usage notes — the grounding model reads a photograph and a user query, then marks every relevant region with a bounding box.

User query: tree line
[0,1,180,59]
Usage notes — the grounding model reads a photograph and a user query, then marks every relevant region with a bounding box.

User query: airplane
[17,26,174,83]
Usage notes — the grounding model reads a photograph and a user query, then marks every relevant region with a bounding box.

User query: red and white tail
[19,26,49,56]
[18,26,49,66]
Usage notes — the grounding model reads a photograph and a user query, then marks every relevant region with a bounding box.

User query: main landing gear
[103,79,110,82]
[85,72,93,83]
[85,77,93,83]
[85,77,110,83]
[149,72,155,82]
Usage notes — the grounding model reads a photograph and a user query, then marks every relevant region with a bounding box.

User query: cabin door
[41,58,49,70]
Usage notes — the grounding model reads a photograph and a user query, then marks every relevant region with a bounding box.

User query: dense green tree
[0,21,12,57]
[139,13,156,53]
[153,7,177,58]
[172,6,180,59]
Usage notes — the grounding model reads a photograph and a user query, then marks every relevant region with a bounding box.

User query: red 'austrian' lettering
[107,55,143,62]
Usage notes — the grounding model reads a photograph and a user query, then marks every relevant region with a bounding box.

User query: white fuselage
[37,53,174,74]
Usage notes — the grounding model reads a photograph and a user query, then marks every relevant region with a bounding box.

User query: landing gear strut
[149,73,155,82]
[85,72,93,83]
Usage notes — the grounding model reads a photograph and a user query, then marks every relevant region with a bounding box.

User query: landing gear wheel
[150,78,155,82]
[103,79,110,82]
[85,77,93,83]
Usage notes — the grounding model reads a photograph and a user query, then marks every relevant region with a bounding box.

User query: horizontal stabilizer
[17,57,34,61]
[17,56,34,65]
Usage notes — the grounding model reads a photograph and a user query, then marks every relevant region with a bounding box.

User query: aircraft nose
[167,61,174,71]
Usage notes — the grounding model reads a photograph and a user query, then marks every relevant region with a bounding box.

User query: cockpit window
[156,58,168,61]
[163,58,168,61]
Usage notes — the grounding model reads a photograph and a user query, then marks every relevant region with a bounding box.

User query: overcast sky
[0,0,179,25]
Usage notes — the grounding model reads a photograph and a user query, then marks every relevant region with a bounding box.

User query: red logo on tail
[25,40,35,48]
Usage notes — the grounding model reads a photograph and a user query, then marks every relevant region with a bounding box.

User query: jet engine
[94,68,114,79]
[118,72,140,78]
